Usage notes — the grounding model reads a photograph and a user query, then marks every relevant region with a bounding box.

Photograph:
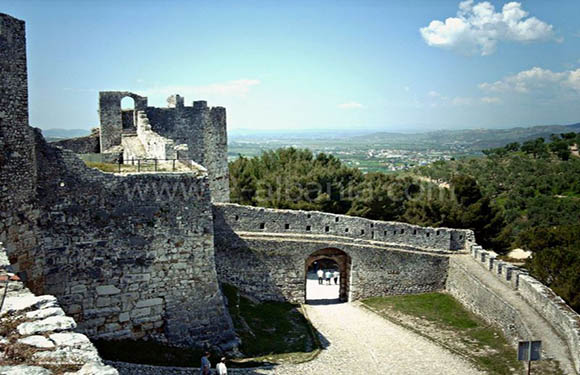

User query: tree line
[229,133,580,312]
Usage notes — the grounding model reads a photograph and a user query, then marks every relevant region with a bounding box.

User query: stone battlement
[213,203,474,252]
[469,246,580,373]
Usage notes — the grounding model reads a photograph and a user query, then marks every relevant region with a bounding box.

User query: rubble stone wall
[0,12,39,297]
[135,111,177,160]
[213,203,473,251]
[213,204,451,303]
[50,133,100,154]
[0,244,118,374]
[467,246,580,373]
[27,133,235,348]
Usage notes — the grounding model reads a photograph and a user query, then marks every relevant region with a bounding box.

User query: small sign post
[518,340,542,375]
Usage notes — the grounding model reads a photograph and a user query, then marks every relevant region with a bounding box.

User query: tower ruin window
[345,228,349,233]
[259,222,265,229]
[121,96,136,130]
[325,226,330,232]
[306,225,311,231]
[360,229,365,235]
[121,96,135,110]
[335,217,339,222]
[285,223,290,230]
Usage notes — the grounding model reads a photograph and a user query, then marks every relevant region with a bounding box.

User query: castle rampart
[213,203,474,252]
[28,133,236,348]
[462,246,580,373]
[213,203,466,303]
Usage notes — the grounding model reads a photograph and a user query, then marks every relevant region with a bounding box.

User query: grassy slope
[363,293,532,375]
[222,283,320,365]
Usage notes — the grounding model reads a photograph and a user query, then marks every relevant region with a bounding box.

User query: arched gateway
[305,248,351,303]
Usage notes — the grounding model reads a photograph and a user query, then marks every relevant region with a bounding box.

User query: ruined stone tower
[98,92,230,202]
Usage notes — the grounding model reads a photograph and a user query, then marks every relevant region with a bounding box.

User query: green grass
[363,293,526,375]
[222,283,319,364]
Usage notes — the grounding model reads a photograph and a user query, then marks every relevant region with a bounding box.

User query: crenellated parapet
[213,203,474,252]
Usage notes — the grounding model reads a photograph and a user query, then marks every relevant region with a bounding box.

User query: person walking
[317,268,324,285]
[325,270,332,285]
[216,357,228,375]
[333,270,339,285]
[199,351,211,375]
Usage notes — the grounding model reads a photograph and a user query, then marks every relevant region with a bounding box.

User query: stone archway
[305,248,351,303]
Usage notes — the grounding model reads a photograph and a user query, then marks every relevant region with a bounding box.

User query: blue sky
[3,0,580,132]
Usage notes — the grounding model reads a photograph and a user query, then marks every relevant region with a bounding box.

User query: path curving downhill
[250,302,485,375]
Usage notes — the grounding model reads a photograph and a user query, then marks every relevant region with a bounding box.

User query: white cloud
[428,90,441,97]
[479,67,580,93]
[404,86,411,92]
[140,79,261,100]
[420,1,556,56]
[451,96,473,106]
[481,96,501,104]
[338,101,364,109]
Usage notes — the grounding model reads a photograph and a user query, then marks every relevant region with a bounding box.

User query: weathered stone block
[95,285,121,296]
[135,298,163,308]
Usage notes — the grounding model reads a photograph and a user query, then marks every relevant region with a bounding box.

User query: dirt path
[246,302,485,375]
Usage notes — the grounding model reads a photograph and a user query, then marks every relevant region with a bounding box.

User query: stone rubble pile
[0,244,118,375]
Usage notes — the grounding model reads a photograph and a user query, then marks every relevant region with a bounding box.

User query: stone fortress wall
[0,243,118,374]
[30,134,236,348]
[0,12,39,279]
[461,246,580,373]
[0,12,236,355]
[215,203,474,251]
[213,203,471,303]
[50,128,100,154]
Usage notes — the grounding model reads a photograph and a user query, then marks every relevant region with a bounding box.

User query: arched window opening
[121,96,135,110]
[121,96,136,131]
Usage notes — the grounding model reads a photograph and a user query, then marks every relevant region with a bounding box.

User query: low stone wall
[467,246,580,374]
[518,276,580,373]
[0,244,117,374]
[50,133,100,154]
[214,205,450,303]
[446,256,531,343]
[214,203,474,252]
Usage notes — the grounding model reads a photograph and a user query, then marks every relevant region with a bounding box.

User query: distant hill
[355,123,580,150]
[41,128,92,142]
